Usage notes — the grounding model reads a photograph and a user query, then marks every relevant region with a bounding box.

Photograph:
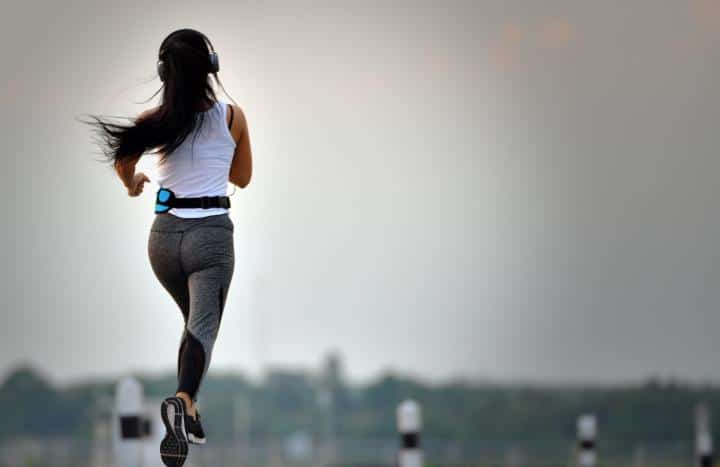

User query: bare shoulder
[228,104,247,125]
[226,104,247,142]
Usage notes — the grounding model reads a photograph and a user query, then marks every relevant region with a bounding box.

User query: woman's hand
[127,172,150,197]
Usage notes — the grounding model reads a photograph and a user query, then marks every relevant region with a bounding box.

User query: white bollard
[696,402,715,467]
[397,399,423,467]
[632,445,646,467]
[112,377,150,467]
[577,414,597,467]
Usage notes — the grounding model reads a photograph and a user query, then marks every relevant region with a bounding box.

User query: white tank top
[153,99,236,218]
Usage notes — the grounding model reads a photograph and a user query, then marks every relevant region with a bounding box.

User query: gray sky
[2,0,720,385]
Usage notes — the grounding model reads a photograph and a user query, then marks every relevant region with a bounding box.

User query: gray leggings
[147,213,235,402]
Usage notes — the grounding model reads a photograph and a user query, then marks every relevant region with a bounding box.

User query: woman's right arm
[228,105,252,188]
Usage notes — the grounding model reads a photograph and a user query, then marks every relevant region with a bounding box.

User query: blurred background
[2,0,720,465]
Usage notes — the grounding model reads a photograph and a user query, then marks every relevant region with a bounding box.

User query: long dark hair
[79,28,237,166]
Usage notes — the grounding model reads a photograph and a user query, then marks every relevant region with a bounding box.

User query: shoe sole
[160,397,188,467]
[188,431,207,445]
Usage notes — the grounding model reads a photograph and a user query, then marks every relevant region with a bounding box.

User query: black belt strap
[170,196,231,209]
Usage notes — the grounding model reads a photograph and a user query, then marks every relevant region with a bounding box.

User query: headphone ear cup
[209,51,219,73]
[157,60,166,82]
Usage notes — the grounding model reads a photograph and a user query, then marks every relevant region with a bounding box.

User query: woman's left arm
[114,155,142,189]
[114,108,154,195]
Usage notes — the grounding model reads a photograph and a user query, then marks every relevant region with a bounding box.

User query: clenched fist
[128,172,150,197]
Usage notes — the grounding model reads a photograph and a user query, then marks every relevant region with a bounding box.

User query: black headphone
[157,29,219,82]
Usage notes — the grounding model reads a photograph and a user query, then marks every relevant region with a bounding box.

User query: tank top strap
[217,99,226,122]
[217,100,233,131]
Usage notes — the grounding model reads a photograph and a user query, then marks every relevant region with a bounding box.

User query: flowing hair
[78,28,238,166]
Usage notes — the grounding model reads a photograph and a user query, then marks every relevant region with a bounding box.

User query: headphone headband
[157,29,219,82]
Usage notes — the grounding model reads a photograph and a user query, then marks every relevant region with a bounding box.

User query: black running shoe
[160,397,189,466]
[184,405,207,445]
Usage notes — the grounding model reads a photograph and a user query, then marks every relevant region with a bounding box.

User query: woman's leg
[177,217,235,404]
[176,266,232,401]
[147,223,192,391]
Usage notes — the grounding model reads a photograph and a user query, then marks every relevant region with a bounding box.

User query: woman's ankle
[175,392,196,417]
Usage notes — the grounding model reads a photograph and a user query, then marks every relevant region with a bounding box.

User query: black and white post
[695,402,715,467]
[397,399,423,467]
[112,377,146,467]
[112,377,155,467]
[577,414,597,467]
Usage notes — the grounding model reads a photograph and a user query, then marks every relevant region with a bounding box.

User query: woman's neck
[195,100,215,112]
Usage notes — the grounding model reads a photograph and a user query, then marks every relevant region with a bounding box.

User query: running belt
[155,187,231,213]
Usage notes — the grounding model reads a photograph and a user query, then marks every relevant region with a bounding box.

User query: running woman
[81,28,252,466]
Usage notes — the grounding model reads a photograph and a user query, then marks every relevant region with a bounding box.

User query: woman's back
[155,99,237,218]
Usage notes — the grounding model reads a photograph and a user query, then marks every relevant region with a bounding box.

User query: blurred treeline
[1,362,717,452]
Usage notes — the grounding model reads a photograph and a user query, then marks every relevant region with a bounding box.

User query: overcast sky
[2,0,720,386]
